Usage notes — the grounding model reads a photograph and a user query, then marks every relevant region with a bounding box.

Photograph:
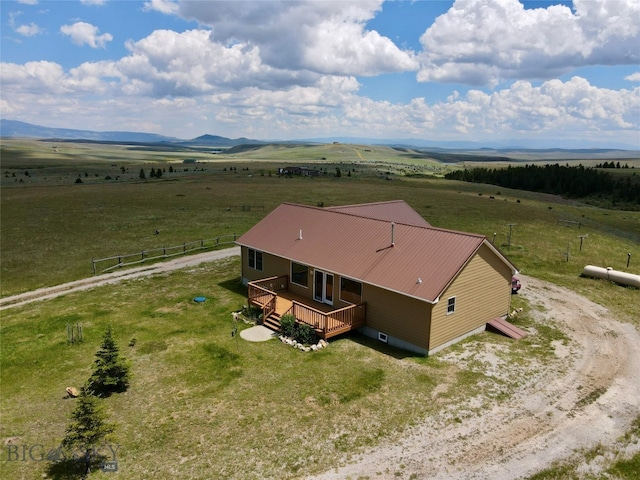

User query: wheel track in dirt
[2,256,638,478]
[310,275,640,479]
[0,247,240,311]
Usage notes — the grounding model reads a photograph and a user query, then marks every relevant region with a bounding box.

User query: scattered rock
[66,386,79,398]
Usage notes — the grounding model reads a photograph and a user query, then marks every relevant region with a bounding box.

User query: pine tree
[88,327,130,397]
[61,387,115,475]
[139,168,146,179]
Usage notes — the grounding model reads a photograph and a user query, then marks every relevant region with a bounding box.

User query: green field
[1,140,639,479]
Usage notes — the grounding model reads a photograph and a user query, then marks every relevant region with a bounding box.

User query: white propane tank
[582,265,640,288]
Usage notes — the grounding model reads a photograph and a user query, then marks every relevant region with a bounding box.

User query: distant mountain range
[0,120,265,147]
[1,119,638,151]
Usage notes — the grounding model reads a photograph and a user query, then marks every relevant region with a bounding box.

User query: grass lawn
[0,257,561,479]
[1,141,639,478]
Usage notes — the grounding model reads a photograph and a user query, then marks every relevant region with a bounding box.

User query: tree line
[445,164,640,208]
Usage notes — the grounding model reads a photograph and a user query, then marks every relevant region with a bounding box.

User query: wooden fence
[92,234,238,274]
[557,219,582,229]
[226,205,264,212]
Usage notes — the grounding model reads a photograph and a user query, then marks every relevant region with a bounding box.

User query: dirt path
[3,257,638,478]
[310,275,640,479]
[0,247,240,311]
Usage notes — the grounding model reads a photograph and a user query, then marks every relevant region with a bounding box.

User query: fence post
[141,250,145,262]
[183,243,186,253]
[92,260,96,275]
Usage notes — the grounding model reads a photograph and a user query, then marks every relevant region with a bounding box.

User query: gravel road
[0,247,240,311]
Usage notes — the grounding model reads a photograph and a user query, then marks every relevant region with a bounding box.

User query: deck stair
[263,312,282,333]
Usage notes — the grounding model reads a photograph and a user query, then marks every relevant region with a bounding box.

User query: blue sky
[1,0,639,148]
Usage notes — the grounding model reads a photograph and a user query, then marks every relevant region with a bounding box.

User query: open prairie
[1,140,639,479]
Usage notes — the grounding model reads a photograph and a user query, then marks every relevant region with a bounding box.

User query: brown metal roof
[326,200,430,226]
[236,202,513,304]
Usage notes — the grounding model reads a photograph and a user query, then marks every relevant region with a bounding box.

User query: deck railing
[248,276,366,339]
[291,301,366,338]
[248,276,288,320]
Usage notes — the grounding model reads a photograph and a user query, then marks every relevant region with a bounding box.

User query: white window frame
[447,296,456,315]
[248,248,263,271]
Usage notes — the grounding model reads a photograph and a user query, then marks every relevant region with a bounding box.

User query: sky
[1,0,639,148]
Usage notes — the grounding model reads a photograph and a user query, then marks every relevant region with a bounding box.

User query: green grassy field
[1,140,639,478]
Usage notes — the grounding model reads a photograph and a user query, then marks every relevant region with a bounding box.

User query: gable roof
[325,200,430,227]
[236,202,516,304]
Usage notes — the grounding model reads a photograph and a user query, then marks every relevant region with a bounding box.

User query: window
[248,248,263,271]
[340,277,362,304]
[447,296,456,315]
[291,262,308,287]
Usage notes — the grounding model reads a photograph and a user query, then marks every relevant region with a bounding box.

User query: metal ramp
[487,317,527,340]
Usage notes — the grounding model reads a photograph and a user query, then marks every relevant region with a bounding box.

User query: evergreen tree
[61,387,115,475]
[149,167,156,178]
[139,168,146,179]
[88,327,131,397]
[156,168,163,179]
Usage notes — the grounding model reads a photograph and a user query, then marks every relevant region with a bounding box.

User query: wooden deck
[248,276,366,339]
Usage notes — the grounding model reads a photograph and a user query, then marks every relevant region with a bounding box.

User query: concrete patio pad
[240,325,277,342]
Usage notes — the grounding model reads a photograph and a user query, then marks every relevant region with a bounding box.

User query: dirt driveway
[310,275,640,479]
[0,247,240,311]
[2,256,638,478]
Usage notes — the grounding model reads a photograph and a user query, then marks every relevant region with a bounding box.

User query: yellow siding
[429,243,512,349]
[363,284,432,349]
[241,247,289,283]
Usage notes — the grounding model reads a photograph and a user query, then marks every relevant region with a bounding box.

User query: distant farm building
[278,166,321,177]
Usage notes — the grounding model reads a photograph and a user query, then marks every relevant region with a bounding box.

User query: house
[236,201,518,355]
[278,166,321,177]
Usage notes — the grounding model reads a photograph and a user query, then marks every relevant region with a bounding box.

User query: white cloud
[625,72,640,82]
[9,11,43,37]
[2,50,637,146]
[60,22,113,48]
[174,1,417,76]
[143,0,179,15]
[118,29,312,96]
[418,0,640,85]
[80,0,107,5]
[18,0,38,4]
[15,22,42,37]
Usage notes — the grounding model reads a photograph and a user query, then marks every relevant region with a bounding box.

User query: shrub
[295,323,319,345]
[280,314,296,338]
